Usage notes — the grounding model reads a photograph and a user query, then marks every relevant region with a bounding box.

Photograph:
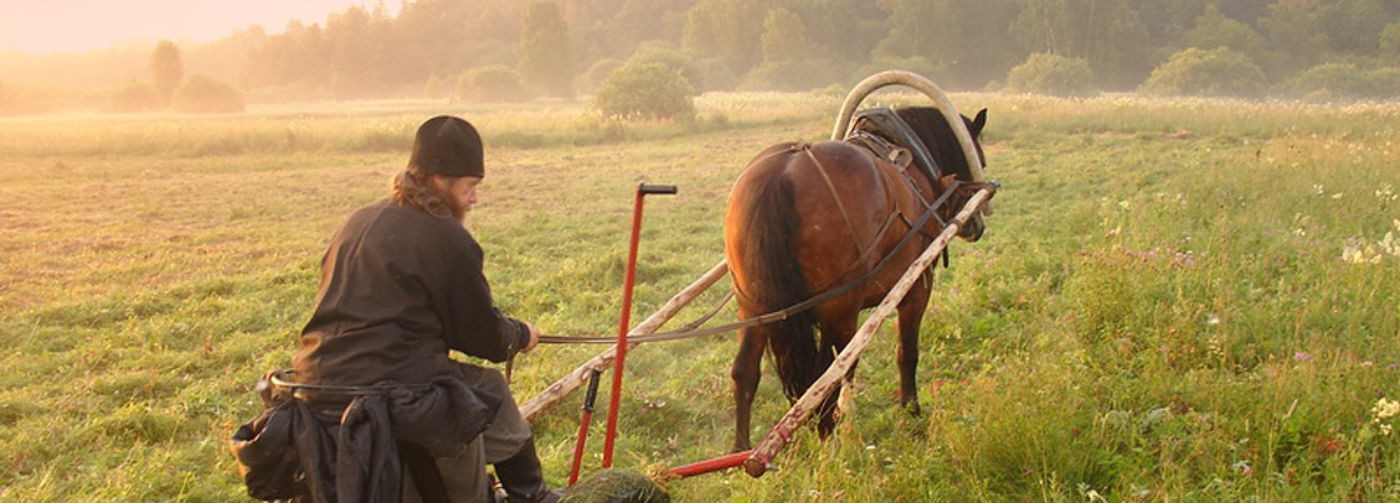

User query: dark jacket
[229,370,503,502]
[232,198,525,501]
[294,198,530,385]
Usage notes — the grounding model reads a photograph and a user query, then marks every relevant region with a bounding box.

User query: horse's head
[896,106,989,242]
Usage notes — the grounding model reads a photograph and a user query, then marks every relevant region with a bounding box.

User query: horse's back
[725,140,898,311]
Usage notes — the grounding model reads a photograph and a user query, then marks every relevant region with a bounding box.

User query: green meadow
[1,92,1398,501]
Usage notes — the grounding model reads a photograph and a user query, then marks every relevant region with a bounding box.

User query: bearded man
[292,115,559,503]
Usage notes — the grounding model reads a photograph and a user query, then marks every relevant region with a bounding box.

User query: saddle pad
[846,107,940,188]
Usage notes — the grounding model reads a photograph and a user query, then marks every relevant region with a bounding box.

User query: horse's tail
[730,153,821,402]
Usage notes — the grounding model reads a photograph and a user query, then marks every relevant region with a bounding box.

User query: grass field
[1,91,1398,501]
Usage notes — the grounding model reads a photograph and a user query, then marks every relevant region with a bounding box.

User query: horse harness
[798,107,960,285]
[535,113,996,346]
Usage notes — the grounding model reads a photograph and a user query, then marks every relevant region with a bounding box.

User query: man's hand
[520,321,541,354]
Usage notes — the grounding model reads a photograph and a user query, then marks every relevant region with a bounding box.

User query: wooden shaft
[519,260,729,421]
[743,188,994,478]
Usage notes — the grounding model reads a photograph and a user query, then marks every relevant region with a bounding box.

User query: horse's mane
[895,107,974,182]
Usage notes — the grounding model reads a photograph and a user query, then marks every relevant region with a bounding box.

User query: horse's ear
[971,109,987,136]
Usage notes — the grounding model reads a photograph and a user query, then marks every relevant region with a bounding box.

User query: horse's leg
[731,321,768,453]
[896,275,932,416]
[815,310,858,439]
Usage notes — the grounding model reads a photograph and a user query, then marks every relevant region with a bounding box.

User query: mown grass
[1,92,1397,501]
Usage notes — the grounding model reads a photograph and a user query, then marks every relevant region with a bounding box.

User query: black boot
[493,439,559,503]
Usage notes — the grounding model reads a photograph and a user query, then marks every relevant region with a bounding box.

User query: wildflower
[1207,314,1221,326]
[1376,184,1397,202]
[1294,352,1312,362]
[1331,192,1344,199]
[1232,460,1253,477]
[1372,398,1400,420]
[1342,237,1382,264]
[1313,184,1325,195]
[1078,483,1107,502]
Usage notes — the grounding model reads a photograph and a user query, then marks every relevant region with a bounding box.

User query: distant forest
[3,0,1399,113]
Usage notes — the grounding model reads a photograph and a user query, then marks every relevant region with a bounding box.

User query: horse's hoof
[904,402,922,417]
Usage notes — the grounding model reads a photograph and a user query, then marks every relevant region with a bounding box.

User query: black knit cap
[408,115,484,177]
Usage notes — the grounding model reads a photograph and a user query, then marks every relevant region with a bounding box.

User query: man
[293,115,558,503]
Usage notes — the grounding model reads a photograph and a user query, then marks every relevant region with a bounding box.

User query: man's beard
[445,197,468,221]
[425,176,469,221]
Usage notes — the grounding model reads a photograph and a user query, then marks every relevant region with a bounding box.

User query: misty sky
[0,0,400,54]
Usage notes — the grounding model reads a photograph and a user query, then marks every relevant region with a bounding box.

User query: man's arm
[438,233,533,362]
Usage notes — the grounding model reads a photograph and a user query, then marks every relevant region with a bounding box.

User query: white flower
[1342,237,1382,264]
[1373,398,1400,421]
[1376,184,1397,202]
[1381,232,1398,257]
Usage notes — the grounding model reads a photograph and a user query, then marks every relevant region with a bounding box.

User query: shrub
[109,81,162,113]
[1006,53,1095,97]
[594,62,695,120]
[170,75,245,113]
[1369,67,1400,99]
[625,44,704,94]
[1287,64,1400,101]
[578,58,622,94]
[456,65,531,103]
[1383,23,1400,58]
[1139,47,1266,98]
[422,74,450,100]
[1286,63,1370,101]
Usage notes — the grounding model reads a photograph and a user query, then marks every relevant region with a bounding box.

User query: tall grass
[1,93,1397,501]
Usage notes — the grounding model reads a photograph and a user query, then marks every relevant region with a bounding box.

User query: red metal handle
[666,450,754,479]
[568,369,604,485]
[601,183,677,468]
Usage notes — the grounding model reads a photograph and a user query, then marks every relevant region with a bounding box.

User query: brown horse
[724,106,989,452]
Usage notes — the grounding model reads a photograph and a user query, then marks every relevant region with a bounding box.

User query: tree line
[228,0,1400,100]
[3,0,1399,115]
